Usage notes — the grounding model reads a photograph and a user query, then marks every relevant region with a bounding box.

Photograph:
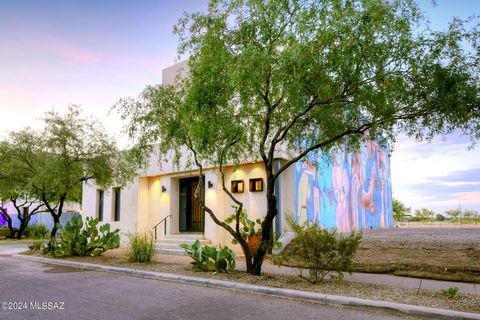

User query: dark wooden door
[179,177,204,232]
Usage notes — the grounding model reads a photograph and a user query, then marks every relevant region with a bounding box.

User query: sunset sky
[0,0,479,214]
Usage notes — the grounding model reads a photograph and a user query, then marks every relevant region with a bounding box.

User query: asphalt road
[0,257,414,320]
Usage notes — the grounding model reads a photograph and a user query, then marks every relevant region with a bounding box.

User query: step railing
[152,214,172,240]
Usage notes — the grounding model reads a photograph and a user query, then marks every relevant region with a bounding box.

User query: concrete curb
[12,254,480,320]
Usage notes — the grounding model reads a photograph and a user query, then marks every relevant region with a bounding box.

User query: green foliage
[118,0,480,275]
[445,207,480,223]
[413,208,436,221]
[24,224,49,239]
[435,214,446,221]
[393,199,411,222]
[463,209,479,220]
[0,106,136,238]
[127,232,156,263]
[0,225,13,237]
[445,207,462,221]
[47,215,120,258]
[180,240,236,273]
[442,287,459,299]
[276,215,362,283]
[225,209,262,243]
[28,240,45,253]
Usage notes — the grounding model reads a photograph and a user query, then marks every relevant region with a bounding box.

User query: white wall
[82,180,139,245]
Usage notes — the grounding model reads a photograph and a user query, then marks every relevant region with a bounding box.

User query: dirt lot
[352,227,480,283]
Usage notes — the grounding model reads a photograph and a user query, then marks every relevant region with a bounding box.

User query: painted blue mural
[295,141,393,232]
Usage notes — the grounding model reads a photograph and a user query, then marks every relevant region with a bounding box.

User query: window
[231,180,244,193]
[249,178,264,192]
[112,187,121,221]
[97,189,104,221]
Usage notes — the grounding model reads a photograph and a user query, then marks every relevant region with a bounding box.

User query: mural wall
[295,141,393,232]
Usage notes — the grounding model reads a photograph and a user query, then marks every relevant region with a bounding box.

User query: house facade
[82,62,393,248]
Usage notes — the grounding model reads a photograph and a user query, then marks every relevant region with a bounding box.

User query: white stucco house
[82,61,393,254]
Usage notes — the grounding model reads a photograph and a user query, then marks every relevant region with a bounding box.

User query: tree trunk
[50,214,60,239]
[0,211,16,238]
[251,169,278,275]
[244,253,254,274]
[16,224,26,239]
[16,216,31,239]
[7,223,16,239]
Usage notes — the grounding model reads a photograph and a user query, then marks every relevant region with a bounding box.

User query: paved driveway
[0,240,30,255]
[0,257,414,320]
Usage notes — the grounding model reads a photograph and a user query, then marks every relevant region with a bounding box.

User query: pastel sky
[0,0,479,214]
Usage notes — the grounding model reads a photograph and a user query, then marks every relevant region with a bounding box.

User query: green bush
[24,224,49,239]
[127,232,156,263]
[46,215,120,257]
[274,215,362,283]
[180,240,236,273]
[28,240,45,252]
[442,287,459,299]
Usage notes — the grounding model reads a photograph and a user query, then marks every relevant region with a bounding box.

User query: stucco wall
[82,180,138,244]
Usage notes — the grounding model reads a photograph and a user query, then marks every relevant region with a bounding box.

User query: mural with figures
[295,141,393,232]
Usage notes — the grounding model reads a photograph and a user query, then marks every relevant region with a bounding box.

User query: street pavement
[0,257,413,320]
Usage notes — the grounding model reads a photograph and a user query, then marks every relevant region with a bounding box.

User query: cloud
[392,133,474,161]
[48,40,101,63]
[2,32,101,64]
[394,168,480,212]
[428,168,480,184]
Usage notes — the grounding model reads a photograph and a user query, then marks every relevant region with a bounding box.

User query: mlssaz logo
[29,301,65,310]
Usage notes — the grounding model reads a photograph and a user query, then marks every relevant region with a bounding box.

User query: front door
[179,177,204,232]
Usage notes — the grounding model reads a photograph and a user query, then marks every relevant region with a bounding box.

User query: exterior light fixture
[161,186,167,192]
[208,181,213,189]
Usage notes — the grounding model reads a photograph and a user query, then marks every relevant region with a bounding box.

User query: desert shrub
[24,224,49,239]
[46,214,120,257]
[275,215,362,283]
[127,232,156,263]
[442,287,459,299]
[28,240,45,252]
[180,240,236,273]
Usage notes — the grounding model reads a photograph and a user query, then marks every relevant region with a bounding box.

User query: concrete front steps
[155,233,210,256]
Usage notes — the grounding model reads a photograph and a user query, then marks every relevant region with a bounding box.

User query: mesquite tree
[0,130,45,238]
[118,0,480,275]
[0,107,135,239]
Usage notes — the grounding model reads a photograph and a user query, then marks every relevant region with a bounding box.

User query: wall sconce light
[208,181,213,189]
[161,186,167,192]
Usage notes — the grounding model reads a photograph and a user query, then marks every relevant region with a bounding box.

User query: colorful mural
[295,141,393,232]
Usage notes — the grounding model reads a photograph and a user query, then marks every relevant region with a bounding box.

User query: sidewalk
[155,253,479,295]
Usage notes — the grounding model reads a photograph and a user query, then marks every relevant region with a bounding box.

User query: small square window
[249,178,264,192]
[231,180,244,193]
